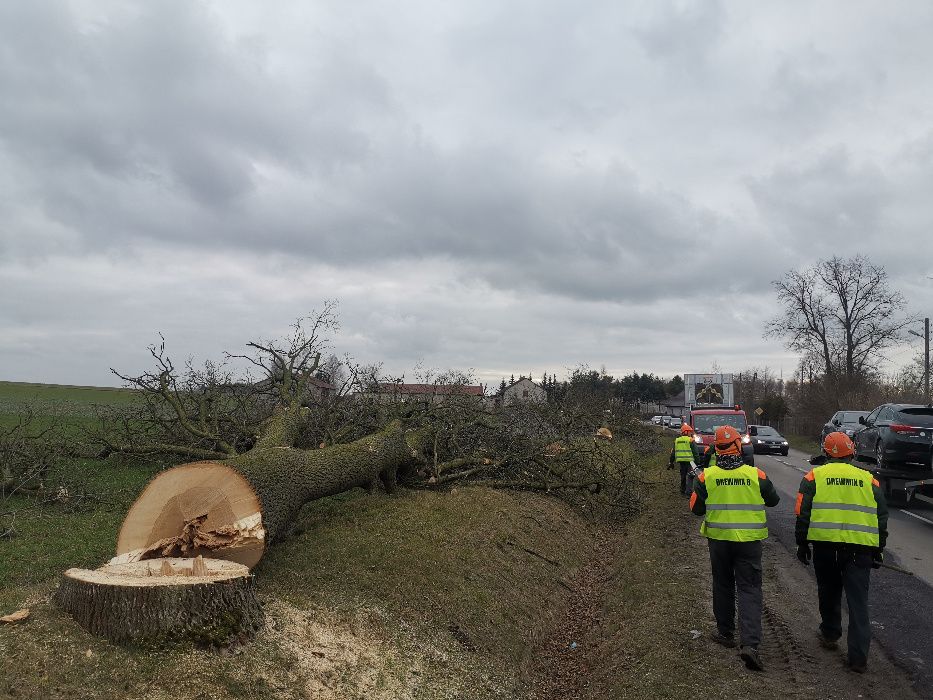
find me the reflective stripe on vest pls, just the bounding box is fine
[700,464,768,542]
[674,435,694,461]
[806,462,879,547]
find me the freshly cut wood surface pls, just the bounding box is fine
[0,608,30,624]
[71,557,249,586]
[115,461,265,568]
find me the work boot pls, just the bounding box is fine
[816,629,839,650]
[709,630,736,648]
[846,658,868,674]
[740,646,764,671]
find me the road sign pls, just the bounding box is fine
[755,407,764,416]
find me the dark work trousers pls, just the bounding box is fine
[707,539,763,648]
[677,461,691,494]
[812,543,873,666]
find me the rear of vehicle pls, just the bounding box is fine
[749,425,789,456]
[688,408,755,466]
[857,404,933,503]
[880,406,933,469]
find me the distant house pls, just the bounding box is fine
[364,382,485,404]
[660,390,687,418]
[501,377,546,406]
[306,377,335,403]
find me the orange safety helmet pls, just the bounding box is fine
[680,423,694,435]
[823,431,855,459]
[714,425,742,455]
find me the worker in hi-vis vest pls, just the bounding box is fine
[691,425,780,671]
[795,431,888,674]
[669,423,704,495]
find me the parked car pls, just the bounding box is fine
[820,410,870,443]
[853,404,933,476]
[650,415,663,425]
[748,424,789,456]
[661,415,675,428]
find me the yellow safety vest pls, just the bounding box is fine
[674,435,694,461]
[807,462,879,547]
[700,464,768,542]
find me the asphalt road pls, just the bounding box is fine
[756,447,933,696]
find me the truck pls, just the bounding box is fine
[683,374,755,466]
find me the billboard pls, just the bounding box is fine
[684,373,734,407]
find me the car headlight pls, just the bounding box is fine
[741,435,751,444]
[844,429,854,436]
[782,441,788,445]
[756,439,763,444]
[693,435,702,443]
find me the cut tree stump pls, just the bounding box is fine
[53,557,263,646]
[54,419,422,645]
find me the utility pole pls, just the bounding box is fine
[909,317,931,405]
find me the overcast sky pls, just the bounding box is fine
[3,1,933,389]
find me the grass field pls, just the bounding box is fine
[0,382,675,699]
[784,433,822,455]
[0,381,162,610]
[0,380,137,415]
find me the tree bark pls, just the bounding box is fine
[53,558,263,646]
[112,420,421,568]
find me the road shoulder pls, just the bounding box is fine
[575,465,921,700]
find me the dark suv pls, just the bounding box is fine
[853,404,933,475]
[821,410,869,443]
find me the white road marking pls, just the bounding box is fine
[916,494,933,507]
[899,509,933,527]
[774,458,807,474]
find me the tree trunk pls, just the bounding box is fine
[111,420,420,568]
[55,418,422,644]
[53,558,263,646]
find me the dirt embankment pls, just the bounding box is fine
[1,487,599,700]
[2,467,920,700]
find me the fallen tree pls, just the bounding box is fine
[56,309,651,645]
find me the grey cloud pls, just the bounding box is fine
[3,1,933,385]
[747,147,891,247]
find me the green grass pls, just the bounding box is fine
[0,382,160,609]
[0,381,137,411]
[0,380,139,437]
[0,457,164,610]
[784,433,822,455]
[1,486,597,700]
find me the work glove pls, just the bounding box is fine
[872,549,884,569]
[796,544,811,566]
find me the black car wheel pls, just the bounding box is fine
[781,449,789,456]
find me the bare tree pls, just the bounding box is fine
[767,256,913,379]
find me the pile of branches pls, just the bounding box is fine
[92,309,662,520]
[0,406,78,538]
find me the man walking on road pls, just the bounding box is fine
[669,423,703,495]
[794,432,888,673]
[690,425,781,671]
